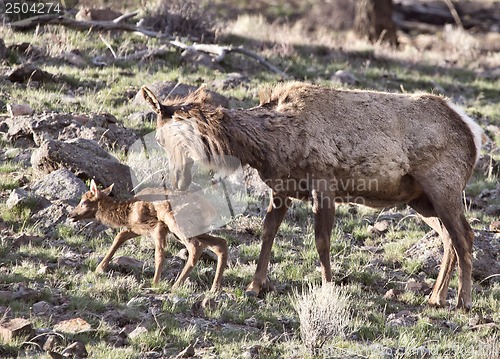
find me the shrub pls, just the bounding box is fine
[292,283,352,354]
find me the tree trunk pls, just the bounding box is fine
[354,0,399,46]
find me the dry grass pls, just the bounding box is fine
[292,283,353,354]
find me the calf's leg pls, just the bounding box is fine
[152,223,168,285]
[196,233,228,292]
[96,229,138,273]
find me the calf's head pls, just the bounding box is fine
[69,180,114,221]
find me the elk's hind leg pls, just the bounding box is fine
[409,195,456,307]
[410,186,474,310]
[96,229,139,273]
[312,190,335,284]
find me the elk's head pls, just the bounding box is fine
[141,86,207,191]
[69,179,114,221]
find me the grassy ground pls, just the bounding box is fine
[0,0,499,358]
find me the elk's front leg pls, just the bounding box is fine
[245,193,291,297]
[312,190,334,284]
[96,229,138,273]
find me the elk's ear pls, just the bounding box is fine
[142,86,162,113]
[141,86,174,116]
[101,183,114,196]
[90,179,99,196]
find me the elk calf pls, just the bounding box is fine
[68,180,228,292]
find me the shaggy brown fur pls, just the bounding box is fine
[142,82,483,310]
[69,180,227,292]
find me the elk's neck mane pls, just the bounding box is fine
[167,84,307,172]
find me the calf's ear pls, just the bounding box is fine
[90,179,99,196]
[101,183,114,196]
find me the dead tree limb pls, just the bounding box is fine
[169,40,289,79]
[8,14,167,38]
[443,0,463,28]
[8,15,288,78]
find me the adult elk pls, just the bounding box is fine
[142,82,483,310]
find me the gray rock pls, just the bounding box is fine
[32,168,87,205]
[32,301,52,315]
[111,256,145,272]
[127,326,147,339]
[386,310,417,327]
[6,188,30,208]
[61,341,88,358]
[211,73,248,90]
[6,112,137,151]
[134,81,229,108]
[31,138,134,199]
[30,200,72,234]
[7,63,54,83]
[331,70,358,85]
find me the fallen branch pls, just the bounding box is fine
[443,0,463,29]
[8,15,288,78]
[169,40,289,79]
[8,14,167,38]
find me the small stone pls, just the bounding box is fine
[490,221,500,232]
[372,220,391,234]
[7,63,54,83]
[387,310,417,327]
[4,148,21,158]
[32,301,51,315]
[128,326,148,339]
[60,51,86,67]
[6,188,30,209]
[12,234,44,249]
[7,104,34,117]
[61,341,88,358]
[12,285,41,301]
[331,69,358,85]
[485,205,500,216]
[32,168,87,205]
[405,280,423,293]
[443,320,459,331]
[53,318,91,334]
[111,256,145,272]
[42,334,63,351]
[244,316,259,327]
[383,288,401,300]
[0,291,13,301]
[0,318,34,341]
[241,345,261,359]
